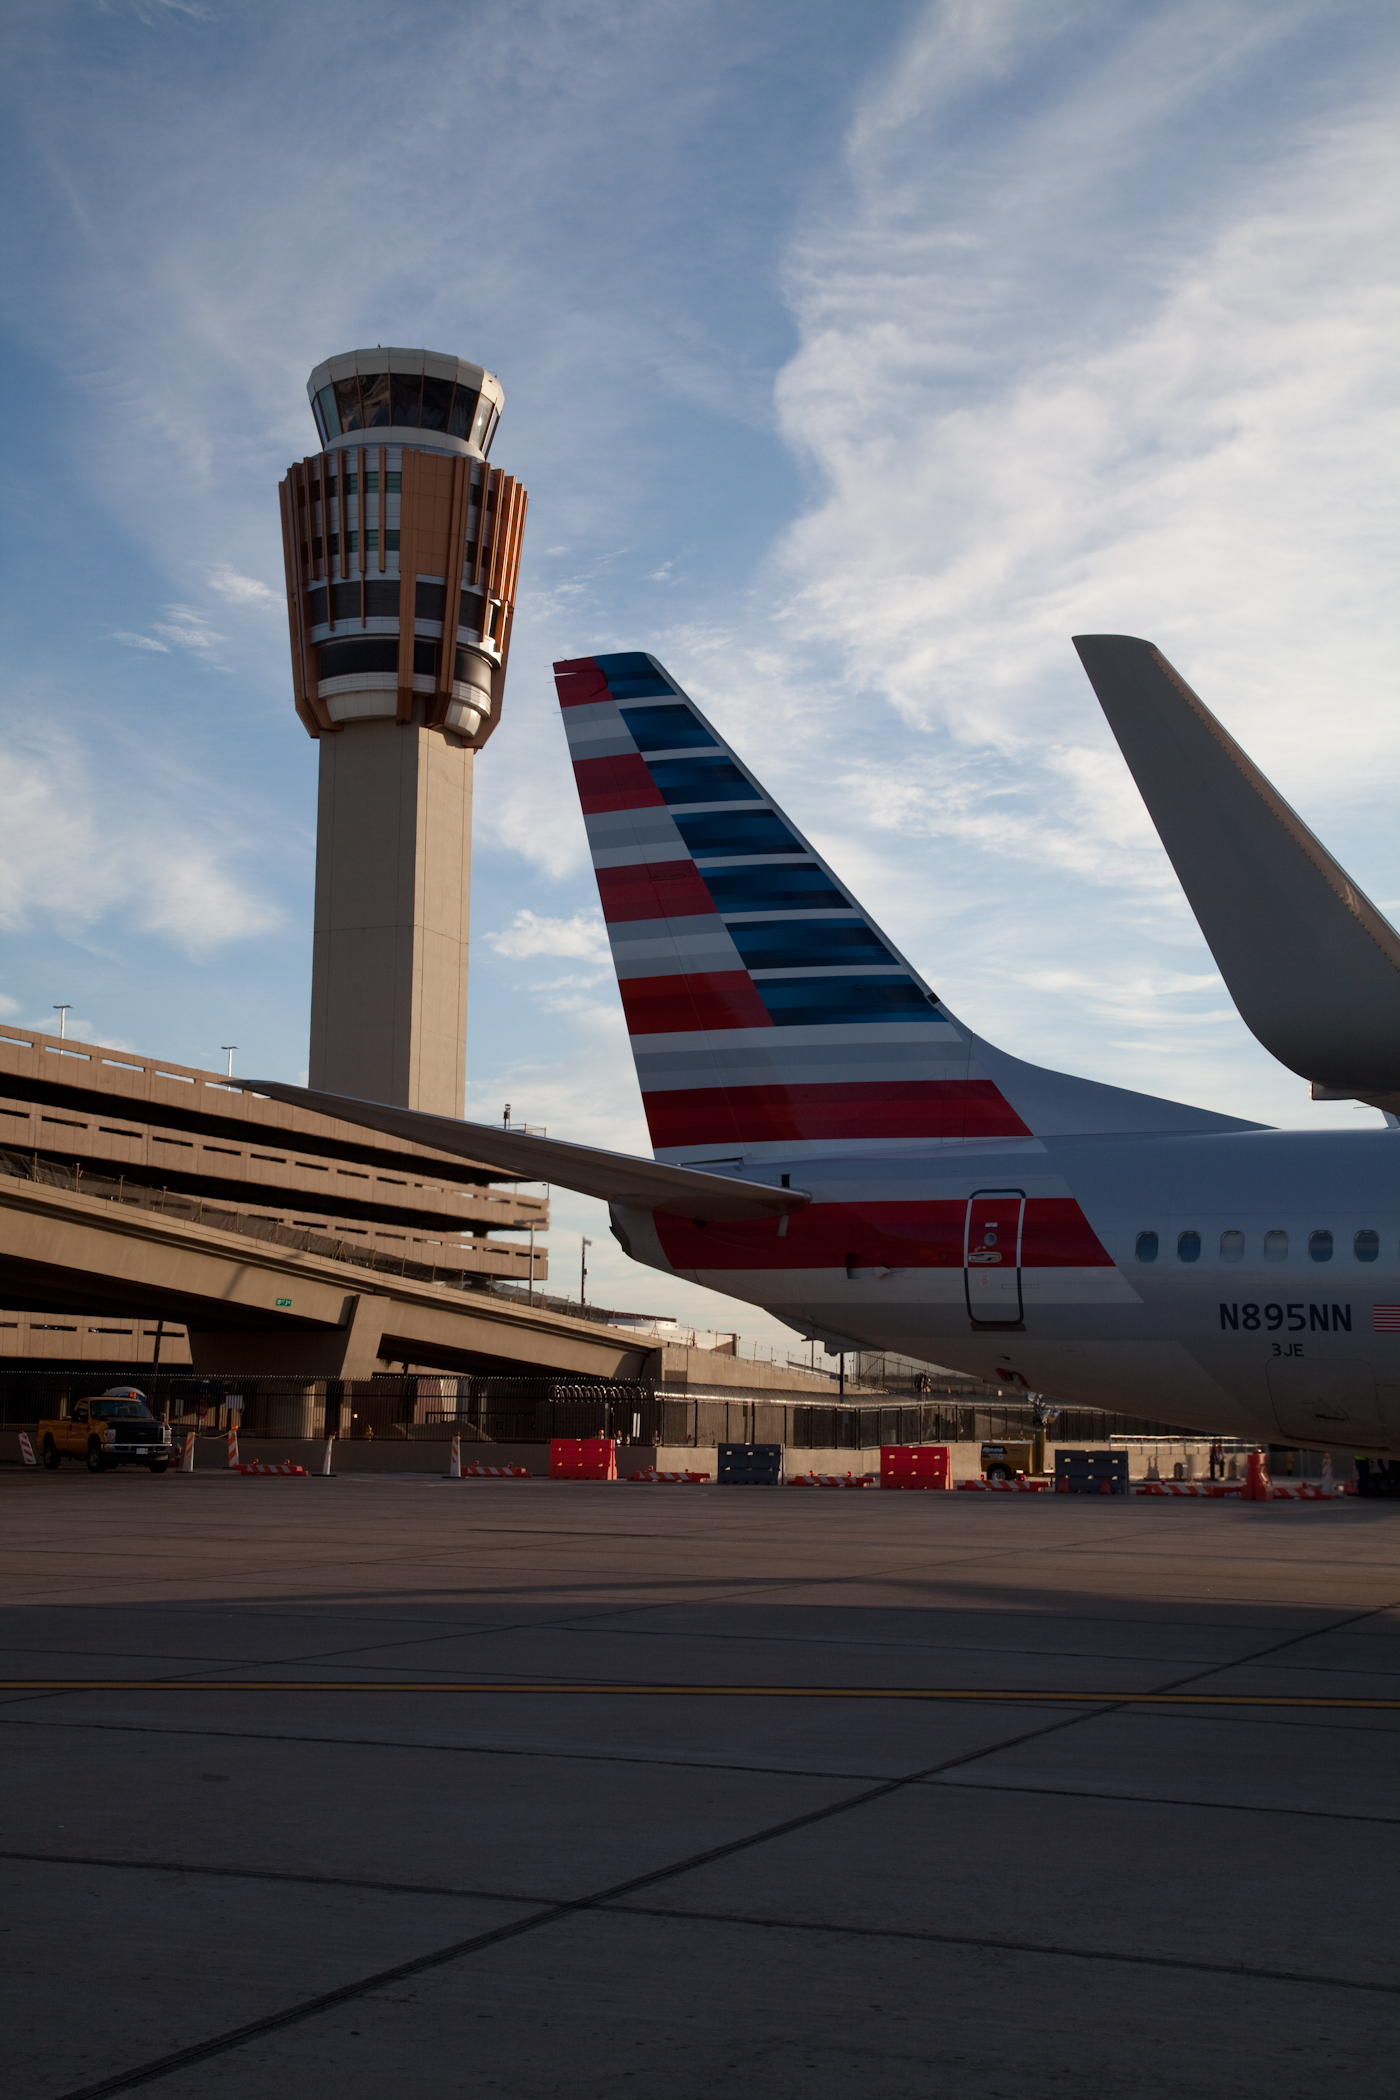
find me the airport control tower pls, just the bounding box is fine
[278,349,528,1117]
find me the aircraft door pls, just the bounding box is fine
[964,1190,1026,1327]
[1267,1358,1382,1447]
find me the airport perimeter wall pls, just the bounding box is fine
[0,1429,1243,1481]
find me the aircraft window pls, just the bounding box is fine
[1264,1230,1288,1261]
[1177,1231,1201,1263]
[1220,1230,1245,1262]
[1135,1231,1158,1263]
[1309,1229,1333,1262]
[1355,1229,1379,1262]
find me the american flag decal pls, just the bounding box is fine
[1373,1306,1400,1332]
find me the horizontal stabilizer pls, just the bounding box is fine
[1074,636,1400,1100]
[242,1082,810,1223]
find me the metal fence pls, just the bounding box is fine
[0,1367,1201,1449]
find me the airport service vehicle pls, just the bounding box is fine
[40,1387,172,1474]
[981,1442,1036,1483]
[254,637,1400,1481]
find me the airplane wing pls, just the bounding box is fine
[1073,635,1400,1106]
[241,1081,810,1224]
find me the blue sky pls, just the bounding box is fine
[1,0,1397,1349]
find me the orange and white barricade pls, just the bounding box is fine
[462,1462,532,1478]
[449,1435,461,1479]
[227,1426,239,1468]
[18,1431,36,1466]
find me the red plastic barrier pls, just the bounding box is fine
[549,1437,618,1482]
[880,1444,951,1490]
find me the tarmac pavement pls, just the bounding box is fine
[2,1468,1398,2097]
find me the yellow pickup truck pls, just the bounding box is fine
[40,1388,172,1474]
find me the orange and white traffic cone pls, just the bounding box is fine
[450,1435,461,1479]
[179,1431,195,1473]
[18,1431,36,1466]
[227,1425,239,1468]
[1242,1447,1271,1502]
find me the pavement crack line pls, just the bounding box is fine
[48,1699,1113,2100]
[32,1593,1400,2096]
[600,1899,1400,1997]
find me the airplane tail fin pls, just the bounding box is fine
[554,653,1254,1155]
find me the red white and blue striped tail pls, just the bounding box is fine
[553,651,1033,1162]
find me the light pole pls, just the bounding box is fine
[221,1046,238,1078]
[580,1235,592,1307]
[53,1004,72,1041]
[503,1102,511,1130]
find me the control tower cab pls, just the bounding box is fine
[278,348,529,1118]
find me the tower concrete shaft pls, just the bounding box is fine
[278,348,528,1117]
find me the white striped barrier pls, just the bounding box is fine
[18,1431,36,1467]
[449,1435,461,1479]
[462,1462,532,1478]
[787,1472,875,1488]
[176,1432,195,1473]
[227,1426,239,1468]
[232,1461,308,1477]
[625,1467,711,1483]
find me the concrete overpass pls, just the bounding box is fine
[0,1175,649,1381]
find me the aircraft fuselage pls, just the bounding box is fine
[625,1126,1400,1452]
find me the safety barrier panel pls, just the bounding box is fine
[957,1476,1048,1492]
[788,1471,876,1488]
[18,1430,35,1466]
[1135,1481,1241,1497]
[549,1437,617,1481]
[227,1426,239,1468]
[232,1461,308,1476]
[717,1442,783,1485]
[462,1462,532,1477]
[626,1467,710,1483]
[1055,1450,1129,1495]
[880,1445,951,1490]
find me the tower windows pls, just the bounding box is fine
[314,373,493,447]
[360,372,390,426]
[390,373,422,426]
[318,637,398,679]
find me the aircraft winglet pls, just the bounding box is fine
[1074,635,1400,1103]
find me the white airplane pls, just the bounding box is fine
[257,638,1400,1483]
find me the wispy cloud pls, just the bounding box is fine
[0,730,281,956]
[207,564,278,606]
[110,630,169,653]
[485,908,609,963]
